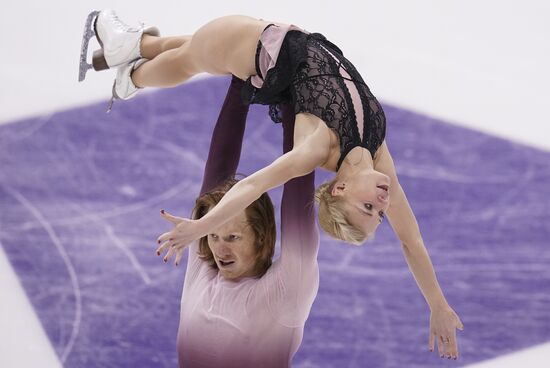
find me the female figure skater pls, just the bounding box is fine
[79,10,389,244]
[80,9,463,360]
[169,76,319,367]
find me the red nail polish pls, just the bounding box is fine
[163,258,167,263]
[161,209,165,214]
[156,251,160,256]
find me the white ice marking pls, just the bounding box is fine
[4,186,82,364]
[105,224,152,284]
[337,250,358,268]
[9,181,195,232]
[119,185,137,197]
[159,141,206,169]
[64,201,152,285]
[321,261,550,276]
[463,342,550,367]
[320,262,409,277]
[0,241,62,368]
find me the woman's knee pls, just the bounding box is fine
[173,43,201,75]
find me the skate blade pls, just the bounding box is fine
[107,80,118,113]
[78,10,100,82]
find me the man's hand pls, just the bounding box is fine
[428,304,464,360]
[155,210,203,266]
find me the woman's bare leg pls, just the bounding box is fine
[132,41,199,88]
[140,35,191,59]
[131,15,269,89]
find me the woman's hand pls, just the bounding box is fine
[428,304,464,360]
[155,210,203,266]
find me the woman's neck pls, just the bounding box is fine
[337,146,373,178]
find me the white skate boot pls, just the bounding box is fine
[78,9,159,81]
[106,58,148,113]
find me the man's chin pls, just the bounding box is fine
[219,269,237,280]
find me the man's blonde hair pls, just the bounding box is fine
[314,178,367,245]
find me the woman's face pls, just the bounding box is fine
[333,169,391,236]
[207,210,258,281]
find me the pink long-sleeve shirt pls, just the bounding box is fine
[176,77,319,368]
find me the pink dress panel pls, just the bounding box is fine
[250,23,307,89]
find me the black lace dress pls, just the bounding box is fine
[241,30,386,171]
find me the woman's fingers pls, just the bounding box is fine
[436,334,444,358]
[156,237,175,256]
[160,209,183,225]
[429,309,463,359]
[439,333,457,359]
[175,247,185,266]
[156,239,186,265]
[155,213,193,264]
[449,333,459,359]
[442,335,452,359]
[457,316,465,331]
[163,244,177,263]
[156,231,173,245]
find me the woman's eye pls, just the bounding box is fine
[210,234,218,239]
[364,203,373,211]
[230,235,240,241]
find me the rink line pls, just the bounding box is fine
[0,244,61,368]
[464,342,550,368]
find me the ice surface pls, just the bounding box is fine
[1,77,549,367]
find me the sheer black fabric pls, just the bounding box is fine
[241,31,386,170]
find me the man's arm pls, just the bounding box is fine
[200,76,249,195]
[178,76,249,272]
[279,104,319,263]
[250,104,320,327]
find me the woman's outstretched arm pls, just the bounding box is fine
[157,113,328,252]
[375,142,464,360]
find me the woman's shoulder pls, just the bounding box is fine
[373,140,398,181]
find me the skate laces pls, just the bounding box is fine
[107,12,139,32]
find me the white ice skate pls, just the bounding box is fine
[106,58,148,113]
[78,9,159,82]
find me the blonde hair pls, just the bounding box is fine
[314,178,367,245]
